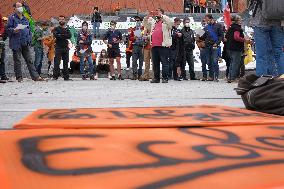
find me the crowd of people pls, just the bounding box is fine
[0,1,283,84]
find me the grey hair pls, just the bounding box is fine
[231,15,242,24]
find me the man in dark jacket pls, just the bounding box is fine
[226,15,251,83]
[91,7,102,38]
[169,17,182,80]
[0,14,9,83]
[180,17,196,80]
[131,16,144,80]
[53,15,72,81]
[201,14,223,81]
[7,2,43,82]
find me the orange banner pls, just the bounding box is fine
[1,126,284,189]
[14,105,284,129]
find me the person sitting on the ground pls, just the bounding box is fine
[96,49,110,79]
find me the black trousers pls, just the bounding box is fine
[53,48,69,79]
[126,51,132,68]
[151,47,170,80]
[181,49,195,79]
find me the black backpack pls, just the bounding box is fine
[249,0,284,20]
[235,74,284,116]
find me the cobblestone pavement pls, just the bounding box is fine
[0,78,242,128]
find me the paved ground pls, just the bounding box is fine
[0,78,242,128]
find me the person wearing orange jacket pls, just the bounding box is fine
[42,25,56,77]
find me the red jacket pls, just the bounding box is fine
[0,14,4,37]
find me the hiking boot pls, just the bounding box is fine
[118,75,124,80]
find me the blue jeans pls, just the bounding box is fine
[80,55,94,76]
[92,22,100,37]
[228,50,242,80]
[254,26,284,76]
[34,47,44,75]
[205,46,219,78]
[200,48,208,78]
[151,47,170,80]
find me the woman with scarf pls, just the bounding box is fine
[77,21,95,80]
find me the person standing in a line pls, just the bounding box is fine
[91,7,102,38]
[103,20,124,80]
[53,15,72,81]
[143,8,174,83]
[7,2,44,82]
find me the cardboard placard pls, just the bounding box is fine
[14,105,284,129]
[1,126,284,189]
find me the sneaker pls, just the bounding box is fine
[207,77,214,81]
[34,77,45,81]
[90,75,95,80]
[1,76,9,81]
[95,75,98,80]
[214,77,219,82]
[82,75,87,80]
[118,75,124,80]
[64,78,73,81]
[201,77,207,81]
[162,79,168,83]
[190,78,198,80]
[110,76,116,80]
[182,77,188,81]
[0,80,7,83]
[150,79,160,83]
[126,68,130,71]
[17,77,24,82]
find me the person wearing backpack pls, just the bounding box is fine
[248,0,284,76]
